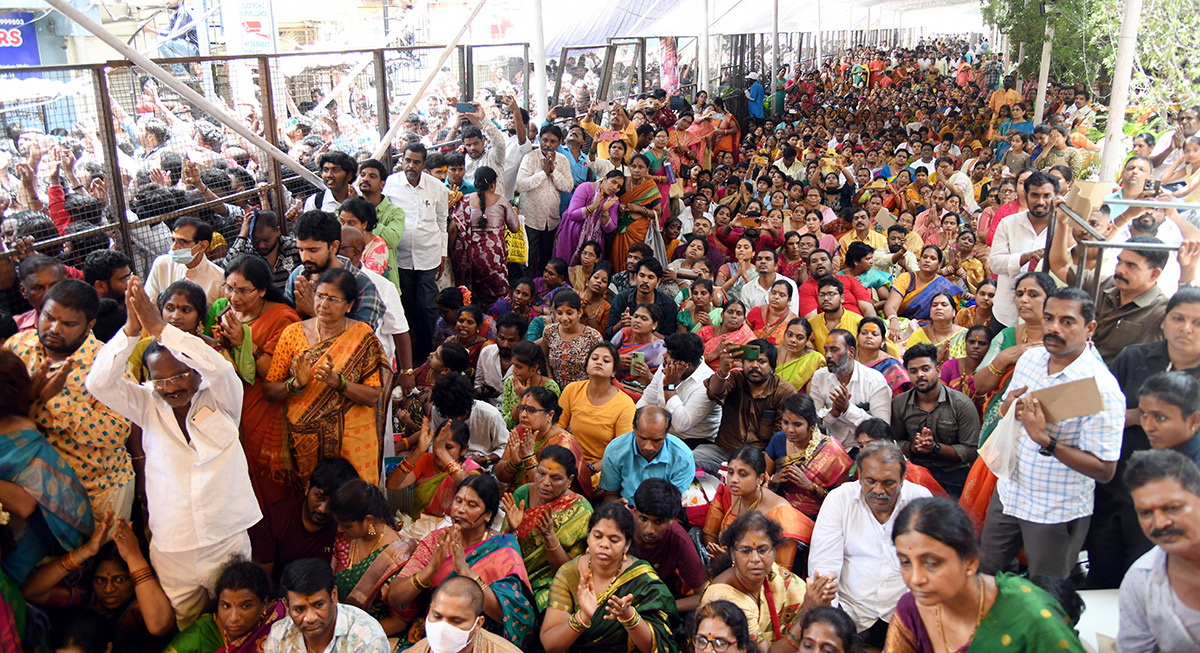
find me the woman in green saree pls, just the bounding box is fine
[389,474,537,650]
[500,444,593,611]
[886,498,1083,652]
[330,479,416,637]
[163,558,286,653]
[541,502,681,653]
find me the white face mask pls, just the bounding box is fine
[425,617,478,653]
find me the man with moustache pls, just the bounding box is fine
[1105,159,1200,295]
[873,224,919,279]
[699,339,796,474]
[516,124,573,273]
[809,329,891,448]
[250,457,359,585]
[809,441,932,646]
[266,558,389,652]
[283,210,384,327]
[474,312,525,406]
[353,159,406,291]
[604,257,678,340]
[225,209,301,292]
[980,287,1125,579]
[87,277,261,627]
[797,248,876,318]
[1119,450,1200,650]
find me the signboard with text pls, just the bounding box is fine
[0,12,41,66]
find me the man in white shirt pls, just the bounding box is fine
[773,145,804,179]
[810,441,932,645]
[475,313,524,406]
[988,172,1057,329]
[460,104,508,190]
[738,249,800,315]
[810,329,892,447]
[637,332,722,443]
[501,98,533,202]
[303,151,357,213]
[87,278,261,628]
[430,372,508,467]
[143,216,225,306]
[516,124,573,274]
[383,143,449,363]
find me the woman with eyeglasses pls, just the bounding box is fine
[495,386,589,494]
[210,255,300,508]
[699,512,836,650]
[540,502,680,653]
[500,445,593,611]
[691,599,752,653]
[264,268,385,485]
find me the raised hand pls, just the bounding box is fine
[293,351,314,388]
[577,560,598,621]
[450,526,471,576]
[501,493,526,531]
[416,417,435,453]
[111,516,146,566]
[78,510,115,558]
[315,357,339,388]
[603,593,636,622]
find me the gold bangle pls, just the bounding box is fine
[987,363,1003,376]
[545,538,561,551]
[411,574,431,591]
[619,612,642,629]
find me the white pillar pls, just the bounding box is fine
[1033,22,1053,123]
[528,0,549,122]
[815,0,823,69]
[700,0,710,93]
[772,0,779,116]
[1098,0,1143,181]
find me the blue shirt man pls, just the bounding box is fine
[599,406,696,506]
[746,73,765,120]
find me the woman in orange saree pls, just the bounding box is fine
[711,97,741,163]
[264,269,385,485]
[609,154,662,269]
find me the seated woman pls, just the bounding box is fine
[395,342,469,437]
[612,303,666,396]
[556,342,636,488]
[856,317,912,397]
[389,475,537,650]
[699,300,755,365]
[540,502,681,653]
[774,318,824,392]
[883,245,962,338]
[501,341,561,430]
[700,512,836,650]
[21,513,175,650]
[534,258,571,313]
[662,237,711,299]
[495,387,589,495]
[489,278,536,324]
[905,292,966,360]
[941,229,989,293]
[569,241,604,293]
[772,605,861,653]
[264,268,385,485]
[851,418,948,498]
[885,498,1083,652]
[330,480,415,636]
[0,351,92,585]
[579,263,613,334]
[536,290,603,389]
[940,325,993,418]
[162,557,285,653]
[955,278,996,328]
[692,600,753,653]
[678,279,723,333]
[746,280,798,345]
[501,445,593,611]
[388,419,479,521]
[764,394,853,520]
[703,446,814,569]
[442,305,495,379]
[716,237,759,299]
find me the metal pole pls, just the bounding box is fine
[1033,21,1053,123]
[1098,0,1143,182]
[700,0,710,92]
[258,56,288,228]
[43,0,327,190]
[528,0,549,121]
[815,0,823,69]
[374,49,391,169]
[91,67,136,272]
[772,0,779,117]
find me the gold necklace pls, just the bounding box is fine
[935,575,985,653]
[791,430,822,464]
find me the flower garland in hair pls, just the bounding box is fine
[0,501,9,526]
[458,286,472,305]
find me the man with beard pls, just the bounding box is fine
[891,343,980,498]
[627,478,709,612]
[474,312,524,406]
[516,124,573,273]
[86,276,261,627]
[809,441,932,646]
[249,457,359,585]
[225,208,301,293]
[699,339,796,474]
[980,287,1125,579]
[354,159,406,292]
[303,151,358,213]
[383,142,448,363]
[82,250,132,303]
[604,257,678,339]
[873,224,918,279]
[459,102,508,188]
[797,248,876,318]
[809,329,891,448]
[283,210,384,327]
[1118,450,1200,650]
[808,276,862,354]
[4,279,132,519]
[988,171,1057,331]
[266,558,388,652]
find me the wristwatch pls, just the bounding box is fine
[932,442,942,455]
[1038,436,1058,457]
[664,383,677,392]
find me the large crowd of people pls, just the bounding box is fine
[1,32,1199,653]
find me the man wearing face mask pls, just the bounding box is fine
[409,576,521,653]
[144,216,224,306]
[86,276,261,627]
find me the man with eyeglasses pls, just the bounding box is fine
[144,216,225,305]
[86,275,260,629]
[808,276,862,355]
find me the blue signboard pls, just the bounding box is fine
[0,12,40,66]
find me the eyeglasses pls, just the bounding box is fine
[817,291,841,299]
[222,284,259,297]
[734,545,774,558]
[93,574,131,589]
[314,292,347,305]
[517,405,549,414]
[171,237,196,248]
[146,370,194,391]
[692,635,735,652]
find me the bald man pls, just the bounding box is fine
[598,405,696,506]
[408,576,522,653]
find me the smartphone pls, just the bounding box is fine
[604,100,615,112]
[1146,179,1162,195]
[631,352,645,368]
[733,344,760,360]
[456,102,475,113]
[557,106,577,118]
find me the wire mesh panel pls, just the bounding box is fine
[380,45,464,158]
[603,40,642,104]
[550,46,606,112]
[465,44,529,107]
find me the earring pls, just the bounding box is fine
[368,523,376,536]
